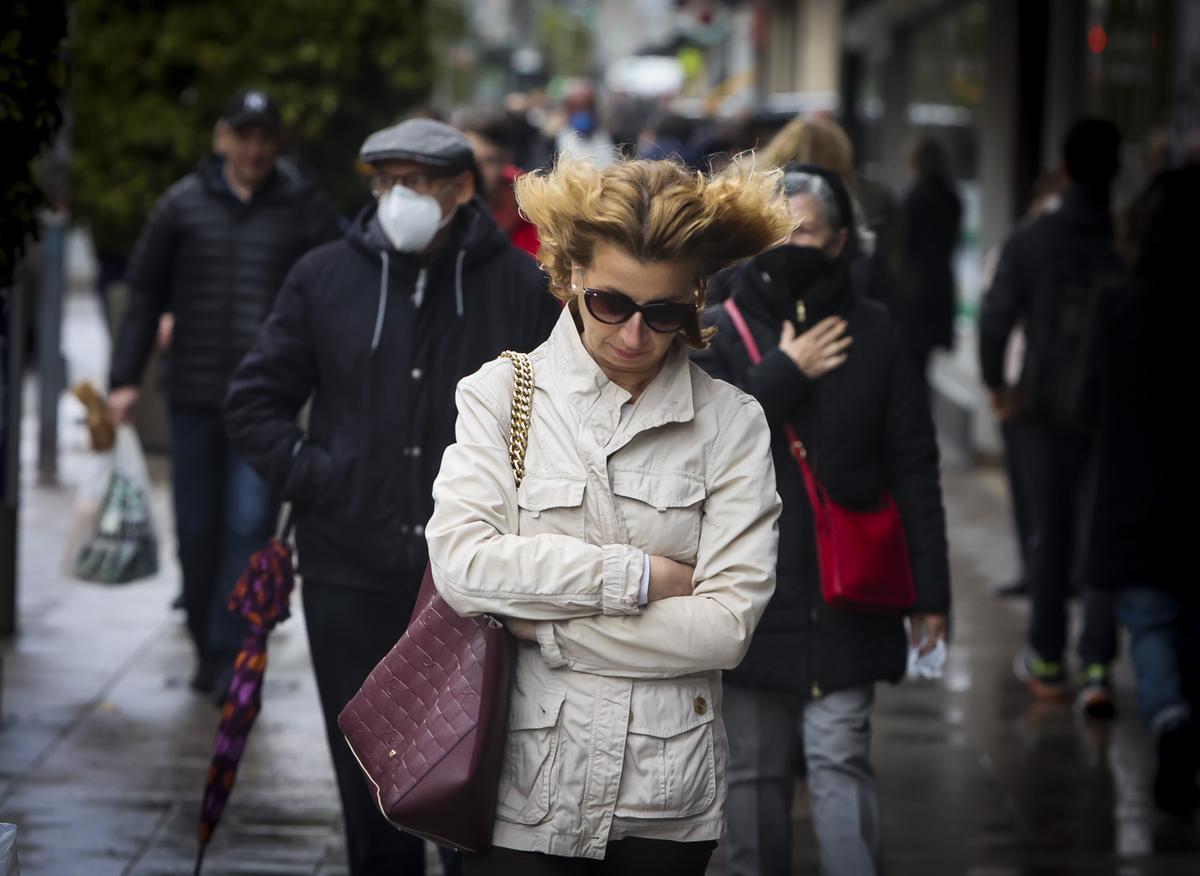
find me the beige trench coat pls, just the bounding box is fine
[426,308,781,859]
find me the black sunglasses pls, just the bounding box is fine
[582,288,696,334]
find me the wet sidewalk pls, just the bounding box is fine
[1,295,1197,875]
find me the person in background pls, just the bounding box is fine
[552,78,616,167]
[899,137,962,381]
[1083,165,1198,814]
[978,118,1125,716]
[107,88,341,696]
[427,154,791,875]
[979,170,1065,600]
[224,118,558,876]
[693,165,950,876]
[453,106,539,255]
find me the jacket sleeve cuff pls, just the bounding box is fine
[601,544,644,616]
[534,622,567,669]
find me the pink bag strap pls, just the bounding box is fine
[722,298,825,523]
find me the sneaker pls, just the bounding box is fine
[1075,663,1116,719]
[1154,720,1200,817]
[1014,650,1069,701]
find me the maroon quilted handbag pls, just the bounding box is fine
[337,351,533,851]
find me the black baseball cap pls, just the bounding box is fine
[223,89,283,133]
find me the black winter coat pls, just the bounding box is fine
[693,261,950,697]
[978,184,1126,425]
[224,199,558,592]
[111,156,342,408]
[899,177,962,354]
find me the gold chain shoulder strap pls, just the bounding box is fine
[498,351,533,487]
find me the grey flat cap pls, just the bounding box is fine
[359,118,476,170]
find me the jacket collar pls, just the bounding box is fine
[542,307,695,445]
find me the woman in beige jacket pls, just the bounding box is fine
[426,155,793,874]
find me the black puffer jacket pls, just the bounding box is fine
[111,156,342,408]
[224,198,559,592]
[693,259,950,698]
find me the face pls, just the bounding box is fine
[222,122,281,189]
[464,132,508,203]
[573,241,699,388]
[371,158,474,216]
[786,192,847,256]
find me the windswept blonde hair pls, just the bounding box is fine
[515,155,794,349]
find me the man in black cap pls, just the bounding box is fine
[224,117,558,876]
[109,88,341,696]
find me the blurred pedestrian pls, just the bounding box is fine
[107,88,341,696]
[979,170,1066,599]
[693,165,951,876]
[552,78,616,166]
[1083,165,1199,814]
[979,118,1126,714]
[899,137,962,380]
[427,155,791,875]
[452,106,539,255]
[636,110,692,161]
[223,118,558,876]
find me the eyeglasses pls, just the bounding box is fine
[370,169,458,196]
[582,288,696,334]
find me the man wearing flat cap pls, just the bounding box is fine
[109,88,341,698]
[225,117,557,875]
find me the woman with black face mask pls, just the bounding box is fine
[692,165,951,876]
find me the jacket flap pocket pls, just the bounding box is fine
[508,688,566,731]
[627,680,715,737]
[610,470,705,511]
[517,477,585,512]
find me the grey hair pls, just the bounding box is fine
[780,171,845,232]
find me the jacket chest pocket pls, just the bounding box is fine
[610,470,705,563]
[496,685,567,826]
[516,476,586,540]
[615,679,717,820]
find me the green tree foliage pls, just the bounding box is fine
[0,1,67,289]
[72,0,432,257]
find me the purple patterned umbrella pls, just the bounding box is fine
[193,535,295,875]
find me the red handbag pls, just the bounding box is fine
[723,299,916,612]
[336,351,533,851]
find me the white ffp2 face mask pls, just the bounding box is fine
[376,185,455,252]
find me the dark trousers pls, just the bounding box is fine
[1000,415,1036,580]
[302,578,460,876]
[169,406,275,661]
[1023,422,1117,665]
[464,838,717,875]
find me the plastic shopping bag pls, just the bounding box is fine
[72,425,159,584]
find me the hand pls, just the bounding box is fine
[779,317,852,379]
[156,313,175,352]
[908,613,947,657]
[504,618,537,641]
[989,387,1021,421]
[647,556,695,602]
[107,386,141,425]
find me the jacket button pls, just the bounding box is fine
[413,524,424,536]
[811,683,822,699]
[399,524,411,535]
[406,446,422,458]
[411,367,423,380]
[693,696,707,715]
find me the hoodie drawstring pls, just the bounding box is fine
[454,248,466,319]
[371,251,389,353]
